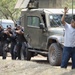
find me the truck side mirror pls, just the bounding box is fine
[39,23,45,29]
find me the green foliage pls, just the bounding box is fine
[0,0,75,23]
[0,0,21,22]
[62,0,75,8]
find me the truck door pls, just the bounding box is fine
[24,11,47,49]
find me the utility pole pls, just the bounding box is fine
[72,0,73,19]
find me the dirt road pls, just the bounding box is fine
[0,56,75,75]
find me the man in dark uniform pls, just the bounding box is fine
[14,25,27,60]
[9,26,16,60]
[2,25,16,59]
[0,25,4,56]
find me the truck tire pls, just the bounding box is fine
[25,43,32,61]
[48,43,62,66]
[20,43,31,60]
[25,49,32,60]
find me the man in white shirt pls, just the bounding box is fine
[61,7,75,69]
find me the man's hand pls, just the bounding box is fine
[61,7,68,25]
[64,7,68,14]
[4,31,9,34]
[16,30,23,34]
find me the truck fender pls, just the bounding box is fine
[47,35,63,49]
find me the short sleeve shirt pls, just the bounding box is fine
[64,23,75,47]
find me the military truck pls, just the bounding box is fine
[21,8,75,66]
[18,1,75,66]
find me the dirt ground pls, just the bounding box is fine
[0,55,75,75]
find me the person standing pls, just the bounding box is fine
[14,25,27,60]
[61,7,75,69]
[0,25,4,56]
[2,26,12,59]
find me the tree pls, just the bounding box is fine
[0,0,21,23]
[62,0,75,8]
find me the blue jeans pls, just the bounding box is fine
[61,46,75,69]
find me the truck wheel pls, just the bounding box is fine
[25,43,32,61]
[20,43,31,60]
[25,49,32,60]
[48,43,62,66]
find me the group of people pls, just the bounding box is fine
[0,24,27,60]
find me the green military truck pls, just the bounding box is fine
[19,2,75,66]
[21,8,63,66]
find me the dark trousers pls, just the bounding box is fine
[61,46,75,69]
[14,42,22,60]
[22,42,27,58]
[2,42,9,59]
[10,42,16,59]
[0,41,4,56]
[14,42,27,60]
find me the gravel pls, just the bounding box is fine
[0,56,75,75]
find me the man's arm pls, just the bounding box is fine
[61,7,68,26]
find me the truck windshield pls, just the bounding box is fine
[49,14,73,27]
